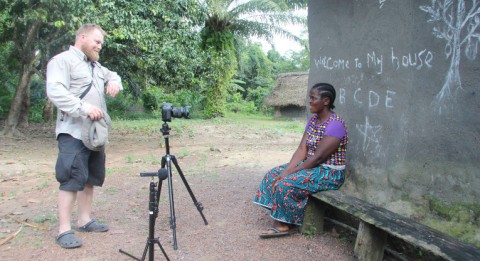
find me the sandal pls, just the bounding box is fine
[259,227,290,239]
[56,230,82,249]
[76,219,109,232]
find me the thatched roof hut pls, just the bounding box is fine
[264,72,309,119]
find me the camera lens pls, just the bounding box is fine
[172,107,189,118]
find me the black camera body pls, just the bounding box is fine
[161,103,191,122]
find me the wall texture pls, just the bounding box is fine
[308,0,480,208]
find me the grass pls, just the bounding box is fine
[302,223,318,239]
[31,214,57,224]
[126,154,136,163]
[35,180,49,190]
[111,114,304,181]
[113,114,305,136]
[104,187,118,194]
[108,166,134,177]
[176,150,191,159]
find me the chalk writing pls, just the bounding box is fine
[391,48,433,70]
[367,51,383,74]
[315,56,350,70]
[379,0,390,9]
[356,116,383,153]
[420,0,480,114]
[314,47,434,74]
[385,90,395,108]
[339,87,396,109]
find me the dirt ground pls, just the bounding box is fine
[0,120,357,261]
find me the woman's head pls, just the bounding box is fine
[310,83,336,110]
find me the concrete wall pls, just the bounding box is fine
[308,0,480,208]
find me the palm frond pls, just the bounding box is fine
[230,0,283,17]
[232,20,303,43]
[203,0,307,45]
[272,0,308,9]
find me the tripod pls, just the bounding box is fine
[119,170,170,261]
[160,121,208,250]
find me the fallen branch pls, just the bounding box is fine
[0,177,19,183]
[7,215,49,230]
[0,226,23,246]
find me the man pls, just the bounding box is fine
[46,24,122,249]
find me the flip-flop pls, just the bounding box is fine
[56,230,82,249]
[259,227,290,239]
[76,219,109,232]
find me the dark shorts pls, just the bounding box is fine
[55,134,106,191]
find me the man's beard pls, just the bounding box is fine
[82,45,100,62]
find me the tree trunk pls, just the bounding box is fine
[43,99,54,123]
[1,64,34,136]
[19,78,31,128]
[1,20,40,136]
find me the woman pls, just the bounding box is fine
[253,83,348,238]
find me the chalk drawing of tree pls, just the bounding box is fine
[420,0,480,114]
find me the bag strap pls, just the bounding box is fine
[79,82,93,100]
[79,62,95,100]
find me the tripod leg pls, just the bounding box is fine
[119,177,171,261]
[171,156,208,225]
[164,155,178,250]
[140,241,150,261]
[119,248,142,261]
[156,241,170,261]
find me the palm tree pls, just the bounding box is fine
[199,0,307,118]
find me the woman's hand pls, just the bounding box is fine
[272,173,288,193]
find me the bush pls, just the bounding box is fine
[106,92,147,120]
[226,93,257,114]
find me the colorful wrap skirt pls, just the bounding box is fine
[253,163,345,225]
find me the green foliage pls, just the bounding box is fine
[226,93,256,114]
[268,46,310,74]
[93,0,206,97]
[200,0,306,118]
[237,42,275,93]
[28,76,46,123]
[0,0,309,125]
[0,42,17,119]
[302,223,318,238]
[142,86,168,112]
[202,39,237,118]
[428,198,480,225]
[246,86,271,111]
[106,92,145,120]
[424,197,480,247]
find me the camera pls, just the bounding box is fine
[161,103,191,122]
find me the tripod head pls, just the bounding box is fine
[160,122,172,155]
[161,122,170,137]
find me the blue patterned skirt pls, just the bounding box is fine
[253,163,345,225]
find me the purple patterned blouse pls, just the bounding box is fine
[305,113,348,166]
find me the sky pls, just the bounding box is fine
[251,9,308,56]
[255,27,306,55]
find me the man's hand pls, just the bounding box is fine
[87,105,104,121]
[105,82,120,97]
